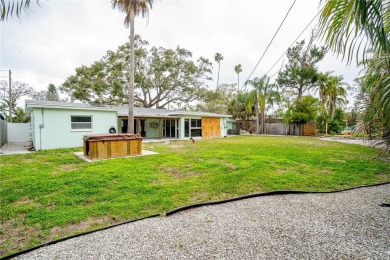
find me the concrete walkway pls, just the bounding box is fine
[0,142,33,155]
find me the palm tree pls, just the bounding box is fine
[244,75,280,134]
[314,72,347,134]
[214,53,223,88]
[319,0,390,64]
[234,64,242,91]
[315,72,332,135]
[1,0,39,21]
[112,0,154,134]
[319,0,390,151]
[327,75,347,119]
[315,72,331,111]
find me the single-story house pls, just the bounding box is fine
[25,100,232,150]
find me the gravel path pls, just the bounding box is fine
[320,136,385,148]
[16,184,390,260]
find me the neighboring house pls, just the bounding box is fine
[26,100,232,150]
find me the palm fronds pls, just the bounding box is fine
[111,0,154,27]
[319,0,390,153]
[0,0,38,21]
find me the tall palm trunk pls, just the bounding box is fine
[255,92,260,133]
[330,99,336,119]
[127,14,135,134]
[217,62,221,88]
[237,74,240,92]
[259,108,265,134]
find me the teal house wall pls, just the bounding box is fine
[30,107,117,150]
[26,101,232,150]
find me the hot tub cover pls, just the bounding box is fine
[84,134,142,141]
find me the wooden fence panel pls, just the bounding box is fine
[302,122,316,136]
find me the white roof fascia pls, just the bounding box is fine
[25,103,118,112]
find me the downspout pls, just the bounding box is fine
[39,108,44,150]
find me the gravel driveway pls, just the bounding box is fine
[16,184,390,259]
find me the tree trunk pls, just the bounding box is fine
[297,85,303,101]
[237,73,240,92]
[127,15,135,134]
[325,121,328,135]
[255,94,260,134]
[259,108,265,134]
[217,62,220,88]
[330,100,336,119]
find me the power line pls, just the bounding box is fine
[270,58,285,79]
[266,5,325,79]
[243,0,297,88]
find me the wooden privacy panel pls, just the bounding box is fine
[111,141,127,158]
[302,122,316,136]
[96,141,110,159]
[202,117,221,139]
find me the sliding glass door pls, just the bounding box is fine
[163,119,178,138]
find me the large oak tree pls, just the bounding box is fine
[61,36,212,109]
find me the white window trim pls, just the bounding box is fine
[70,115,93,132]
[185,118,202,138]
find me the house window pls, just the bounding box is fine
[71,116,92,130]
[185,119,201,138]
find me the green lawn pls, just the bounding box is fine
[0,136,389,257]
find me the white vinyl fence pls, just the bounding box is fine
[0,117,7,147]
[7,123,31,142]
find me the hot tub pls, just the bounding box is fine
[83,134,142,160]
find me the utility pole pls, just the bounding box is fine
[8,70,12,123]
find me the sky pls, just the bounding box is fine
[0,0,361,107]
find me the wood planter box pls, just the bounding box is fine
[84,134,142,160]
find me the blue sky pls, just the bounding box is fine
[0,0,360,106]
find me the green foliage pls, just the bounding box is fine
[12,107,28,123]
[111,0,155,27]
[31,84,60,101]
[289,95,319,124]
[0,0,38,21]
[1,136,389,257]
[276,40,327,101]
[196,83,236,114]
[328,108,345,133]
[245,75,280,134]
[315,112,330,133]
[214,53,223,63]
[319,0,390,64]
[228,91,254,121]
[60,35,212,108]
[234,64,242,90]
[345,108,357,127]
[319,0,390,152]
